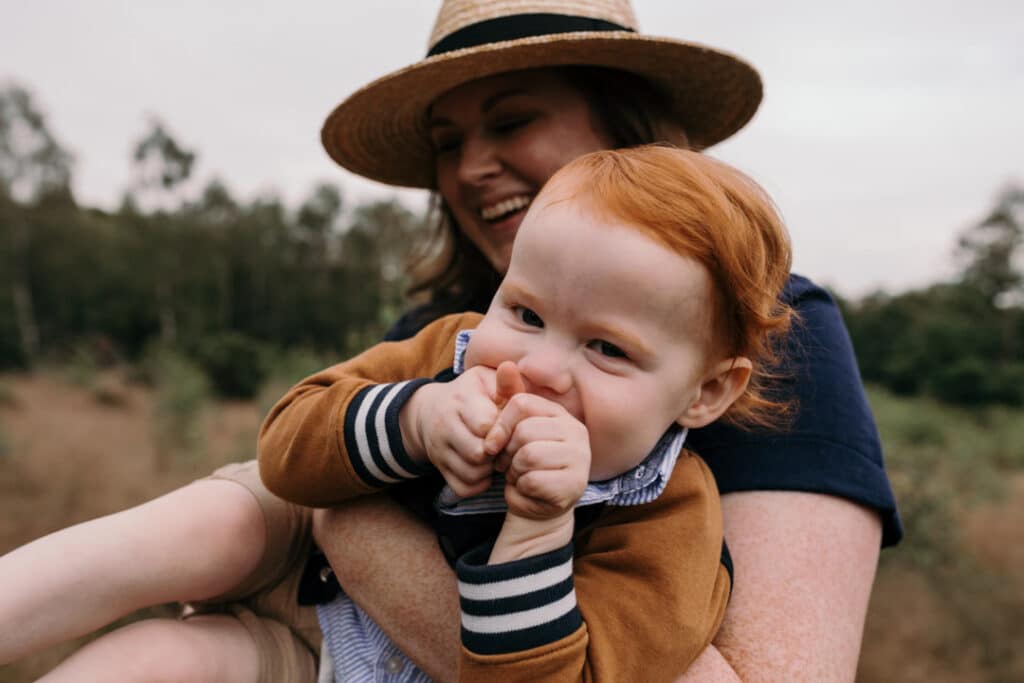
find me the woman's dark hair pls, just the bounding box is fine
[405,66,688,318]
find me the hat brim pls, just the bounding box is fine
[322,32,762,189]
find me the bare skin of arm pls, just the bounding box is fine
[0,480,275,681]
[315,490,882,683]
[680,491,882,682]
[313,495,461,683]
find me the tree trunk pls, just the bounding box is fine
[156,279,177,345]
[10,215,39,361]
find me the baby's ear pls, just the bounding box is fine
[676,357,752,429]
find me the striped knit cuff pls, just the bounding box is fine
[456,542,581,655]
[342,379,433,487]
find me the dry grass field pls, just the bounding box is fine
[1,370,1021,681]
[0,370,261,682]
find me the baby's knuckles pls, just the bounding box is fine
[517,471,583,514]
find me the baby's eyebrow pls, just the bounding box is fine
[498,279,538,306]
[590,323,653,358]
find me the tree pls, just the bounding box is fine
[0,84,75,363]
[957,184,1024,368]
[131,118,195,200]
[0,84,73,203]
[130,119,197,345]
[339,199,421,351]
[958,184,1024,308]
[844,185,1024,406]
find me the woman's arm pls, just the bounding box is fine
[679,490,882,683]
[313,496,461,683]
[317,488,882,683]
[318,456,730,683]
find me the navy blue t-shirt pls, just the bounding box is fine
[386,274,903,547]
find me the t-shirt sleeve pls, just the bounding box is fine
[686,274,903,547]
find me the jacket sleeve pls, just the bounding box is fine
[258,312,481,506]
[455,453,731,682]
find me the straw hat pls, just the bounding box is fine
[322,0,762,189]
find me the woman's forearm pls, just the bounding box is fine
[677,644,742,682]
[312,495,460,683]
[314,490,883,683]
[700,490,882,683]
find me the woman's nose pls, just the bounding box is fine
[517,346,573,396]
[457,133,501,185]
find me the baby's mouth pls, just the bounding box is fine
[480,195,532,222]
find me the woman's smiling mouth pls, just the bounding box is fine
[480,195,532,222]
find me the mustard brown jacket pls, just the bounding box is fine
[259,313,731,682]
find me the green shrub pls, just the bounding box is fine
[0,379,17,408]
[871,387,993,565]
[193,332,269,399]
[65,345,98,389]
[257,348,330,418]
[0,422,9,459]
[149,347,210,468]
[988,362,1024,406]
[90,374,129,407]
[868,383,1024,683]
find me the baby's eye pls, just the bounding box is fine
[514,306,544,328]
[588,340,628,359]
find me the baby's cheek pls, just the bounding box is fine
[462,334,488,369]
[464,324,510,370]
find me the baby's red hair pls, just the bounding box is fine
[546,145,794,429]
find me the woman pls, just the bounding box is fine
[1,1,898,681]
[309,1,900,681]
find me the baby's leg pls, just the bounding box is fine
[0,474,266,663]
[36,614,263,683]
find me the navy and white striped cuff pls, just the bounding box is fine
[342,379,433,487]
[457,542,582,655]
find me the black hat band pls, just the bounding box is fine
[428,13,634,57]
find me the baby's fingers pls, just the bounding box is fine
[437,447,494,498]
[502,415,586,460]
[457,393,500,440]
[494,450,513,475]
[504,468,585,519]
[484,393,564,455]
[494,361,526,407]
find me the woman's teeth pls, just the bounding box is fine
[480,196,531,221]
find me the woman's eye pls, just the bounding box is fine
[431,135,461,154]
[589,340,628,359]
[491,116,530,135]
[514,306,544,328]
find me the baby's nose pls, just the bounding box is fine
[517,347,573,396]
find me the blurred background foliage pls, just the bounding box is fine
[1,83,1023,681]
[0,84,419,390]
[2,83,1022,408]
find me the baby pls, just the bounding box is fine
[259,145,794,681]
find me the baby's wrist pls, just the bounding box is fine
[489,511,574,564]
[398,384,431,464]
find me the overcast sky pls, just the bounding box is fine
[3,0,1022,298]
